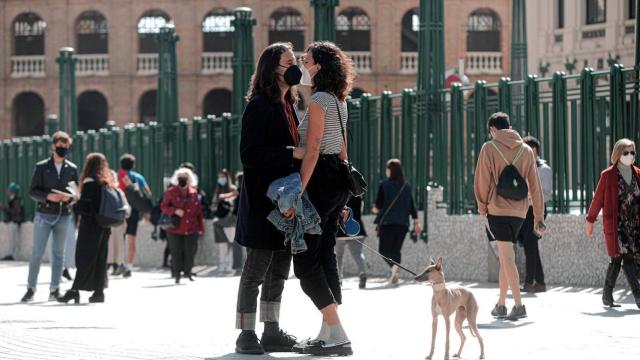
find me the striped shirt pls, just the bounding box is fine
[298,91,347,154]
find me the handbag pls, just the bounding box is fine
[333,96,368,197]
[158,213,181,230]
[375,182,407,237]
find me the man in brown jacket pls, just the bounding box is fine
[474,112,546,321]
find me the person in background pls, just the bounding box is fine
[373,159,421,286]
[231,172,245,272]
[1,182,24,261]
[160,167,204,284]
[335,195,368,289]
[178,162,209,276]
[117,154,152,278]
[62,212,77,281]
[22,131,78,303]
[213,169,237,273]
[518,136,552,293]
[108,170,127,276]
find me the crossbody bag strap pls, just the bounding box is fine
[379,182,407,226]
[333,95,348,154]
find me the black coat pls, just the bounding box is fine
[235,94,299,250]
[29,156,79,215]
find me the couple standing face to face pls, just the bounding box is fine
[275,48,320,88]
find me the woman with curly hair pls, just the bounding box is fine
[291,41,356,356]
[58,153,116,304]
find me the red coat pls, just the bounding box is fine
[586,165,640,257]
[160,186,205,235]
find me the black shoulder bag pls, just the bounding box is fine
[334,97,367,197]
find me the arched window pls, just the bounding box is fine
[75,11,108,54]
[467,9,501,52]
[336,7,370,51]
[203,89,232,117]
[13,92,45,137]
[138,10,173,54]
[78,91,108,131]
[401,8,419,52]
[139,90,157,123]
[203,9,234,52]
[13,13,46,55]
[269,8,305,50]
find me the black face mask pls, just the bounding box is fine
[178,178,188,188]
[55,146,68,158]
[280,65,302,87]
[121,159,134,171]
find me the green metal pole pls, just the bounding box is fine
[450,84,464,214]
[580,68,596,211]
[47,115,59,136]
[56,47,78,134]
[610,64,626,140]
[498,77,512,114]
[524,75,539,138]
[311,0,339,42]
[232,8,256,116]
[552,72,568,213]
[511,0,528,81]
[636,0,639,67]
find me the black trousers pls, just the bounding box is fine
[166,233,198,277]
[518,207,546,285]
[293,155,349,310]
[378,224,408,267]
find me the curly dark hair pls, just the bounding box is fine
[80,152,115,191]
[306,41,356,101]
[246,42,297,105]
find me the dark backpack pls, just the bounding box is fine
[97,187,128,228]
[490,142,529,201]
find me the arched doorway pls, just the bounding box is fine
[13,92,45,137]
[13,12,46,56]
[269,8,305,50]
[336,7,371,51]
[202,8,234,52]
[139,90,157,123]
[467,9,502,52]
[203,89,232,117]
[78,91,108,131]
[401,8,419,52]
[75,11,108,54]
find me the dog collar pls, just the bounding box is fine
[432,283,446,292]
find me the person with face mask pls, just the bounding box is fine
[213,169,237,273]
[1,182,25,261]
[160,167,204,284]
[21,131,79,303]
[585,138,640,309]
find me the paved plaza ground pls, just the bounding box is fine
[0,261,638,360]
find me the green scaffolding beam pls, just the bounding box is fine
[511,0,528,81]
[311,0,339,42]
[232,7,256,116]
[56,47,78,135]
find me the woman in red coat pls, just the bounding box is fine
[161,168,204,284]
[585,138,640,308]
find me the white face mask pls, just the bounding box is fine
[620,154,635,166]
[300,64,313,86]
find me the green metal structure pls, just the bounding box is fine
[56,47,78,135]
[510,0,528,81]
[231,7,256,116]
[311,0,339,42]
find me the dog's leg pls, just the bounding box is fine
[426,316,437,360]
[467,297,485,359]
[453,307,467,358]
[444,314,451,360]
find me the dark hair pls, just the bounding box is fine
[386,158,405,185]
[306,41,355,101]
[180,162,195,172]
[246,42,297,104]
[52,131,72,145]
[523,136,541,153]
[216,168,233,194]
[487,112,510,130]
[80,153,114,191]
[120,154,136,170]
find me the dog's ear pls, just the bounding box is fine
[436,257,443,271]
[430,258,435,265]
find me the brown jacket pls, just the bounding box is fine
[473,129,545,225]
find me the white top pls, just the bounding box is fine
[298,91,347,155]
[54,162,63,175]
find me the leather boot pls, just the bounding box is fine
[621,256,640,309]
[603,258,621,307]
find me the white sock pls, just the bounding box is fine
[315,321,329,341]
[328,323,349,344]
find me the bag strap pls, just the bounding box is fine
[333,94,348,155]
[379,182,407,226]
[490,141,525,166]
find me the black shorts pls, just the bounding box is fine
[126,209,140,236]
[486,215,524,243]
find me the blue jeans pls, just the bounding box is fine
[63,220,77,269]
[27,212,71,291]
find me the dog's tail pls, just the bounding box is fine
[467,295,480,338]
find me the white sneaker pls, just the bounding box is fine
[388,265,400,285]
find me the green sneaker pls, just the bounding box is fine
[490,304,507,319]
[505,305,527,321]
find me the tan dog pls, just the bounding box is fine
[415,257,484,360]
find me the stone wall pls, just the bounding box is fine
[0,187,629,288]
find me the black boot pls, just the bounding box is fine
[89,291,105,303]
[621,256,640,309]
[603,258,621,307]
[235,330,264,354]
[62,268,73,281]
[57,290,80,304]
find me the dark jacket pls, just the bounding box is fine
[374,180,418,228]
[3,196,24,224]
[161,186,205,235]
[236,94,299,250]
[29,156,79,215]
[586,165,640,257]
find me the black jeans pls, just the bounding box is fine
[293,155,349,310]
[166,233,198,277]
[236,248,292,330]
[518,206,546,285]
[378,224,408,267]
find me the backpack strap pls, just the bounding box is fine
[489,142,509,165]
[512,145,526,165]
[490,141,526,165]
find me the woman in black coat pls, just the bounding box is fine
[234,42,306,355]
[58,153,115,304]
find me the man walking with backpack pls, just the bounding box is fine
[474,112,546,321]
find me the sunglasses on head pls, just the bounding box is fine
[624,151,636,156]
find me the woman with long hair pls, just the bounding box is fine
[58,153,115,304]
[585,138,640,308]
[234,42,305,354]
[292,41,356,356]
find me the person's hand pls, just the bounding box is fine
[535,222,546,237]
[584,221,594,237]
[46,193,62,202]
[372,207,380,214]
[293,147,306,160]
[175,209,185,217]
[414,220,422,235]
[282,208,296,219]
[340,208,349,222]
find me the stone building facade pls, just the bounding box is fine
[0,0,510,139]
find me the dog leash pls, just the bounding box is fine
[349,237,418,276]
